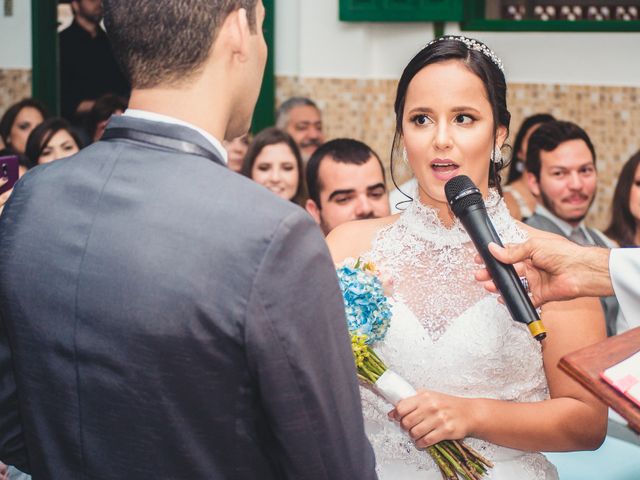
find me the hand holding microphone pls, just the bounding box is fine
[444,175,547,341]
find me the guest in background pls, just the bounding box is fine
[525,120,619,336]
[59,0,129,121]
[25,118,83,168]
[275,97,324,162]
[0,99,49,157]
[88,93,128,142]
[305,138,389,235]
[605,151,640,247]
[241,127,305,205]
[603,150,640,334]
[503,113,555,220]
[0,179,11,216]
[0,98,49,217]
[222,133,251,173]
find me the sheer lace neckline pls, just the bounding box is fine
[393,189,504,248]
[367,188,523,342]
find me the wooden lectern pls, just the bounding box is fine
[559,326,640,434]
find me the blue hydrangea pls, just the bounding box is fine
[336,264,392,345]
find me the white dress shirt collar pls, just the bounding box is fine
[123,109,228,164]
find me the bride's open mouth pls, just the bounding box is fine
[431,159,460,181]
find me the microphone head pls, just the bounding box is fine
[444,175,484,217]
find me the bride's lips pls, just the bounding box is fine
[430,158,460,182]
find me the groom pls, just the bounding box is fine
[0,1,376,479]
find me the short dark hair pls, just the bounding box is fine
[25,117,83,168]
[275,97,320,128]
[241,127,305,205]
[392,36,510,193]
[88,93,128,139]
[103,0,258,89]
[306,138,385,206]
[604,150,640,247]
[526,120,596,181]
[506,113,555,184]
[0,98,50,146]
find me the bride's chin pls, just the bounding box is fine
[415,183,448,208]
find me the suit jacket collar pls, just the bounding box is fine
[533,204,589,238]
[105,114,227,166]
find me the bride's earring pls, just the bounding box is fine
[402,147,409,165]
[491,145,503,164]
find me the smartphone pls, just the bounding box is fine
[0,155,20,195]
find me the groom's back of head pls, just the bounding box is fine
[103,0,258,89]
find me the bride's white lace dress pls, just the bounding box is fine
[361,191,559,479]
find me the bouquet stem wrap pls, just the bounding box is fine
[352,337,493,480]
[374,370,417,406]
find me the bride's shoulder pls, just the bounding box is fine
[326,214,400,264]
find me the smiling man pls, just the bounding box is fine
[276,97,324,162]
[305,138,390,235]
[525,120,619,335]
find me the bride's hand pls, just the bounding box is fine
[389,390,475,448]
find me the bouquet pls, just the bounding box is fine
[337,259,493,480]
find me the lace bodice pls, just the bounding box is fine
[361,191,557,479]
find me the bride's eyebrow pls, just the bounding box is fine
[451,106,481,114]
[406,106,482,115]
[406,107,433,115]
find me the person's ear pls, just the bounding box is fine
[496,125,508,149]
[217,8,252,63]
[305,199,322,225]
[527,171,540,198]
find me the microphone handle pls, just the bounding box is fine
[459,203,547,341]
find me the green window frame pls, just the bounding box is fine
[339,0,640,31]
[339,0,476,22]
[31,0,59,115]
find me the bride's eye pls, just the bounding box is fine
[410,114,430,126]
[454,114,474,125]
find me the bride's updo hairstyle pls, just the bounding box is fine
[392,36,511,195]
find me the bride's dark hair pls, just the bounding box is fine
[391,36,511,202]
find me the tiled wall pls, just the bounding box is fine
[3,70,637,229]
[0,69,31,119]
[277,76,640,230]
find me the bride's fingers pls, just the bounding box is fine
[399,409,426,433]
[415,429,444,449]
[409,420,437,443]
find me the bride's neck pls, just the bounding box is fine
[416,188,456,228]
[414,183,493,229]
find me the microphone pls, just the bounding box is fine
[444,175,546,341]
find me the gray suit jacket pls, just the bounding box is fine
[0,115,376,479]
[525,213,619,336]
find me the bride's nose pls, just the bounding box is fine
[433,122,453,151]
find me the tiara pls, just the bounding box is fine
[428,35,504,73]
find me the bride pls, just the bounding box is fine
[327,36,607,479]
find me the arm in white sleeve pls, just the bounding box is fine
[609,248,640,324]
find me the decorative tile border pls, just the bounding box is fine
[0,69,32,119]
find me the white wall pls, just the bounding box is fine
[0,0,32,69]
[276,0,640,87]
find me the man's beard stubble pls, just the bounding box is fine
[539,187,596,225]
